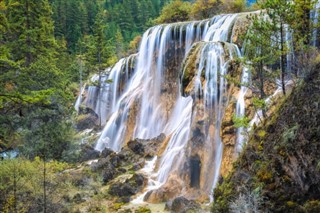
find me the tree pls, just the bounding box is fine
[260,0,295,95]
[0,0,74,160]
[244,11,278,101]
[290,0,318,76]
[153,0,192,24]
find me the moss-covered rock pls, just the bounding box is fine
[108,173,146,202]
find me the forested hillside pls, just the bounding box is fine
[0,0,319,212]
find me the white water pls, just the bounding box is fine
[83,58,131,125]
[92,12,251,201]
[74,83,86,112]
[235,66,250,153]
[312,1,320,46]
[96,16,236,151]
[193,42,233,200]
[157,95,193,183]
[131,157,162,204]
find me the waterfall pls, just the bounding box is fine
[83,57,135,126]
[189,42,237,197]
[312,1,320,46]
[95,16,235,151]
[75,83,86,112]
[157,95,193,183]
[235,66,250,153]
[89,12,254,201]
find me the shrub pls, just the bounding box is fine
[154,0,192,24]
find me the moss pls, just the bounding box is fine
[113,202,125,211]
[135,206,151,213]
[303,200,320,213]
[257,130,266,138]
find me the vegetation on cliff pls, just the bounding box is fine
[212,63,320,212]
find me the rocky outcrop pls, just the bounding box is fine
[231,12,255,49]
[165,196,202,213]
[109,174,146,202]
[79,144,100,162]
[127,133,166,157]
[75,107,99,131]
[144,174,184,203]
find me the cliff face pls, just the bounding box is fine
[212,66,320,212]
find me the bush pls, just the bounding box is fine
[190,0,222,20]
[154,0,192,24]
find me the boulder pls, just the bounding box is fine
[76,107,98,131]
[79,144,100,162]
[127,140,144,155]
[108,174,146,201]
[144,176,183,203]
[100,148,114,158]
[165,196,201,213]
[102,165,116,184]
[127,133,166,157]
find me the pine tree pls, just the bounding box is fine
[245,12,277,101]
[0,0,74,159]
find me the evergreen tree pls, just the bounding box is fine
[244,12,277,101]
[0,0,74,160]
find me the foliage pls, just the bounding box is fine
[0,0,75,160]
[153,0,192,24]
[211,64,320,213]
[223,0,247,13]
[135,206,152,213]
[244,11,278,99]
[51,0,172,53]
[0,157,71,212]
[229,186,264,213]
[232,114,250,128]
[190,0,247,19]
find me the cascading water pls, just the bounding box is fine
[95,18,218,151]
[83,56,135,126]
[89,12,254,202]
[235,66,250,153]
[312,1,320,46]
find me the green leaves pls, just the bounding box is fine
[232,114,251,128]
[154,0,192,24]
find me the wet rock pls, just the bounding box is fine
[79,144,100,162]
[76,107,99,131]
[144,176,183,203]
[130,159,145,171]
[110,154,123,167]
[108,174,146,200]
[128,140,144,155]
[100,148,114,158]
[102,165,116,184]
[166,196,201,213]
[127,133,166,157]
[109,183,136,197]
[117,168,127,173]
[90,157,112,171]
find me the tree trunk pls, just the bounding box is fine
[43,155,47,213]
[13,161,17,213]
[280,22,286,95]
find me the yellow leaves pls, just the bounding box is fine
[4,82,14,92]
[257,169,273,181]
[257,130,266,138]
